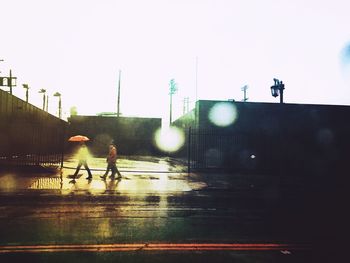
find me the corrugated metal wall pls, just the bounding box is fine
[0,89,67,167]
[185,101,350,176]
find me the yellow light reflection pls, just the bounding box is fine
[154,127,185,153]
[208,102,237,127]
[0,174,17,191]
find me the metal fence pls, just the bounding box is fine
[187,128,275,173]
[0,89,67,168]
[187,127,337,176]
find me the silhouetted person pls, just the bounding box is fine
[100,142,122,180]
[73,142,93,180]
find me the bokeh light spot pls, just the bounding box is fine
[154,127,185,152]
[209,102,238,127]
[340,42,350,82]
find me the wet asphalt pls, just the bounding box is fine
[0,155,334,262]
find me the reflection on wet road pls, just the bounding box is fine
[27,174,197,193]
[0,156,312,262]
[0,156,206,194]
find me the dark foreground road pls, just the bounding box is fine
[1,156,344,262]
[1,250,311,263]
[0,188,312,262]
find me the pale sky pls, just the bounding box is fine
[1,0,350,122]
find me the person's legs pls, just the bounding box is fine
[111,163,122,178]
[115,165,122,178]
[110,164,116,179]
[105,164,111,176]
[73,162,82,178]
[84,162,93,179]
[101,164,111,179]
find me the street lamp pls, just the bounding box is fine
[270,78,285,103]
[241,85,249,102]
[38,89,46,110]
[169,79,178,125]
[53,92,62,119]
[22,84,29,103]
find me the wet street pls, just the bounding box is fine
[0,156,312,262]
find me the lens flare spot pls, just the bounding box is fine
[0,174,17,191]
[209,102,237,127]
[154,127,185,152]
[340,42,350,82]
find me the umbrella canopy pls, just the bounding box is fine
[68,135,90,142]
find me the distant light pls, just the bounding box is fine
[154,127,185,152]
[209,102,237,127]
[250,154,256,159]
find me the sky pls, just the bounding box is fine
[1,0,350,123]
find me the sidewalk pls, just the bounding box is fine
[0,156,206,194]
[0,155,308,197]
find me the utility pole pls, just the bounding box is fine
[8,70,16,94]
[169,79,178,125]
[117,70,121,117]
[195,56,198,103]
[0,62,17,94]
[9,70,12,94]
[241,85,248,102]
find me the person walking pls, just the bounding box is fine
[73,142,93,180]
[100,142,122,180]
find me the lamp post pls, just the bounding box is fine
[38,89,46,110]
[241,85,249,102]
[22,84,29,103]
[117,70,121,117]
[169,79,178,125]
[270,78,285,103]
[46,95,49,112]
[53,92,62,119]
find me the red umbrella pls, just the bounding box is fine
[68,135,90,142]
